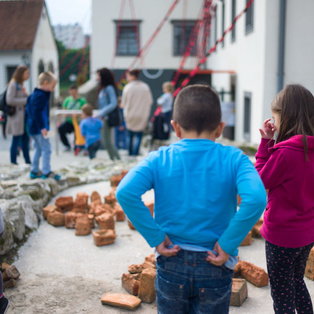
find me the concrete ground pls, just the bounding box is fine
[0,119,313,313]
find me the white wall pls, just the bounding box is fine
[32,4,59,98]
[91,0,203,78]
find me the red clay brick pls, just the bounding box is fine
[240,261,268,287]
[114,203,125,221]
[128,264,143,274]
[47,211,65,227]
[240,231,252,246]
[95,204,113,217]
[104,194,116,206]
[110,174,123,187]
[141,261,156,270]
[96,213,115,230]
[128,220,136,230]
[251,218,263,238]
[138,268,156,303]
[305,247,314,280]
[42,204,57,220]
[145,254,156,265]
[230,278,248,307]
[54,196,74,212]
[91,191,101,202]
[121,273,140,295]
[74,197,87,210]
[1,262,10,271]
[75,216,91,236]
[3,278,16,289]
[93,229,116,246]
[87,214,95,229]
[65,212,78,229]
[3,265,20,280]
[101,292,141,310]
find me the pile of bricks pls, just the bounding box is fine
[305,246,314,280]
[42,171,128,247]
[101,253,156,310]
[1,262,20,289]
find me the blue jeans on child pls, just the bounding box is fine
[10,132,31,164]
[87,140,100,159]
[128,130,142,156]
[156,250,233,314]
[31,134,51,175]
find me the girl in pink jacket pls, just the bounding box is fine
[256,84,314,314]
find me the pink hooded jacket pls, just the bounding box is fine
[255,135,314,248]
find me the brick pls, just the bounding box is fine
[47,211,65,227]
[54,196,74,212]
[240,231,252,246]
[1,262,11,271]
[128,264,143,274]
[233,261,242,278]
[240,261,268,287]
[3,265,20,280]
[110,174,123,187]
[251,218,263,238]
[87,214,95,229]
[230,278,248,307]
[305,247,314,280]
[75,216,91,236]
[93,229,116,246]
[91,191,101,202]
[104,194,116,206]
[121,169,128,177]
[65,212,78,229]
[114,203,125,221]
[141,261,156,270]
[138,268,156,303]
[73,197,88,210]
[101,292,141,310]
[145,254,156,265]
[109,186,117,196]
[42,204,57,220]
[88,199,102,215]
[3,279,16,289]
[131,273,141,280]
[95,204,113,217]
[128,220,136,230]
[96,213,115,230]
[144,200,154,216]
[237,195,241,206]
[76,192,89,205]
[121,273,140,295]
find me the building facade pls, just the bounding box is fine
[53,23,85,49]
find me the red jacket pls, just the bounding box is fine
[255,135,314,248]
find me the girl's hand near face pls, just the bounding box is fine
[259,118,276,139]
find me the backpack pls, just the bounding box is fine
[0,90,16,116]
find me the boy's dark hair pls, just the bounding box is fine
[127,69,140,78]
[271,84,314,159]
[69,85,78,90]
[173,84,221,134]
[82,104,93,117]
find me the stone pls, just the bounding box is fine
[93,229,116,246]
[144,200,154,216]
[128,220,136,230]
[18,196,40,229]
[128,264,143,274]
[91,191,101,202]
[1,180,18,188]
[55,196,74,212]
[305,247,314,280]
[75,216,91,236]
[96,213,115,230]
[230,278,248,307]
[47,211,65,227]
[121,273,140,295]
[251,218,263,238]
[66,176,81,186]
[20,181,46,201]
[240,261,268,287]
[3,279,16,289]
[44,178,59,196]
[3,265,20,280]
[43,204,57,220]
[240,231,252,246]
[0,222,14,255]
[114,204,125,221]
[138,268,157,303]
[101,292,141,310]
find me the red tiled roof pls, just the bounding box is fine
[0,0,45,51]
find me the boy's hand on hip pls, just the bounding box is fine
[41,128,48,137]
[206,242,229,266]
[156,235,180,257]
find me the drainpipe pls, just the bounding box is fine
[277,0,286,92]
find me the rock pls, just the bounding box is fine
[128,264,143,274]
[240,231,252,246]
[1,180,18,189]
[43,205,57,220]
[93,229,116,246]
[18,197,39,230]
[96,213,115,230]
[138,268,156,303]
[75,216,91,236]
[230,278,248,307]
[101,292,141,310]
[121,273,140,295]
[66,176,81,187]
[20,181,46,201]
[0,222,14,255]
[47,211,65,227]
[19,195,43,222]
[45,178,59,196]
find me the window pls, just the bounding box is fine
[245,0,254,34]
[231,0,236,42]
[6,66,17,84]
[214,8,217,47]
[243,92,252,141]
[172,20,197,56]
[38,60,45,75]
[115,21,140,56]
[221,0,225,47]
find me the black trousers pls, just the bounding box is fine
[58,121,74,148]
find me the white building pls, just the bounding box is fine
[91,0,314,144]
[53,23,85,49]
[0,0,59,99]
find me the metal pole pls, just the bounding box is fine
[277,0,286,92]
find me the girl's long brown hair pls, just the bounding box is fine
[271,84,314,159]
[10,65,28,85]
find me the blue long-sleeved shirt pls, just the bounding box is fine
[116,139,266,256]
[97,85,118,119]
[79,117,103,148]
[26,88,50,135]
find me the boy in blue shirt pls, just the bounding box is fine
[116,85,266,314]
[26,72,60,180]
[79,104,103,159]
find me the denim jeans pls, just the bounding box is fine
[31,134,51,175]
[156,250,233,314]
[87,140,100,159]
[128,130,143,156]
[10,132,31,164]
[101,121,120,160]
[114,126,127,149]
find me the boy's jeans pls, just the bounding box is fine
[31,134,51,175]
[128,130,142,156]
[87,140,100,159]
[156,250,233,314]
